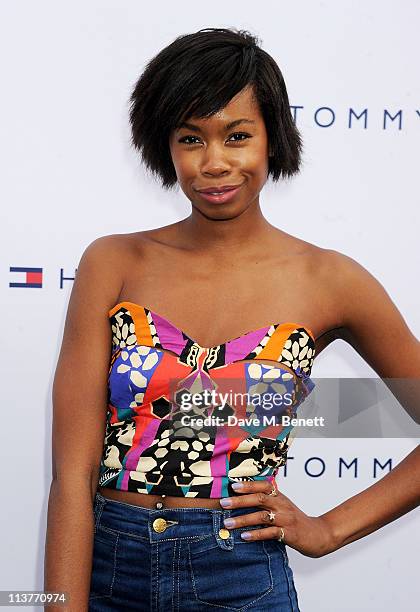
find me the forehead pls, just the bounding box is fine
[180,86,263,130]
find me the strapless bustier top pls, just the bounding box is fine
[98,302,316,498]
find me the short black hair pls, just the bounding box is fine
[128,27,303,190]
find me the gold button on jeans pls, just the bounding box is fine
[218,528,230,539]
[152,518,168,533]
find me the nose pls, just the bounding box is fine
[200,142,232,176]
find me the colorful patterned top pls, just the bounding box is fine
[98,302,316,498]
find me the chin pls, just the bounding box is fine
[193,202,246,220]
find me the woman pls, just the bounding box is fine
[44,27,420,611]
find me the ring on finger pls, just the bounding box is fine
[278,526,285,542]
[268,487,278,497]
[266,511,276,524]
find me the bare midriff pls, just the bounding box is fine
[98,487,222,509]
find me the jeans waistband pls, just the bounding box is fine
[93,491,268,549]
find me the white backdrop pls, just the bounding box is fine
[1,1,419,610]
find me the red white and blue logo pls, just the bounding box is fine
[9,266,43,288]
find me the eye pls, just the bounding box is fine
[228,132,251,142]
[178,135,201,145]
[177,132,252,145]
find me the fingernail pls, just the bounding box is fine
[232,483,244,491]
[223,518,235,528]
[241,532,252,540]
[220,498,232,508]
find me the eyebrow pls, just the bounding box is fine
[176,118,256,132]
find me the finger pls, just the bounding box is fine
[231,480,276,495]
[223,510,277,530]
[223,510,284,529]
[220,492,274,510]
[240,526,284,542]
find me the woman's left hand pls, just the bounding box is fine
[220,480,337,558]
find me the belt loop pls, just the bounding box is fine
[213,510,234,550]
[93,492,106,534]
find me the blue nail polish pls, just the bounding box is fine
[232,483,244,491]
[220,498,232,508]
[241,532,252,540]
[224,518,235,528]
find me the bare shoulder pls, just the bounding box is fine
[287,243,383,346]
[315,248,419,376]
[315,247,394,319]
[315,247,374,282]
[306,245,393,328]
[76,231,153,298]
[101,227,175,258]
[81,231,138,262]
[302,245,379,303]
[284,237,345,298]
[301,243,359,281]
[277,232,335,270]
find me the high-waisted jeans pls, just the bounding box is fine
[88,491,301,611]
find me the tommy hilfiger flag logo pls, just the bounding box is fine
[9,267,43,288]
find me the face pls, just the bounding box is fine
[168,85,271,219]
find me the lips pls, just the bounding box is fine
[195,184,243,204]
[196,184,242,194]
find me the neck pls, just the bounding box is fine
[178,199,276,253]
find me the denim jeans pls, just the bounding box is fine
[89,491,300,611]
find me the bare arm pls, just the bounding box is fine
[218,250,420,558]
[320,250,420,551]
[44,235,123,610]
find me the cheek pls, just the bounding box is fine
[172,153,198,181]
[240,149,269,181]
[237,138,269,169]
[169,141,189,178]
